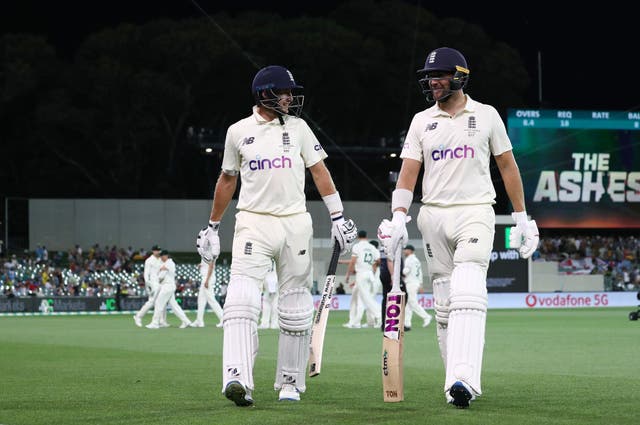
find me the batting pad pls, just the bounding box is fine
[222,276,262,392]
[432,277,451,367]
[275,287,314,392]
[445,263,488,396]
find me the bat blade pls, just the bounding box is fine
[382,244,405,402]
[382,291,405,402]
[308,241,341,378]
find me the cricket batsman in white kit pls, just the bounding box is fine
[378,47,538,408]
[196,65,358,407]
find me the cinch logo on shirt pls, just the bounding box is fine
[248,155,293,170]
[431,145,475,161]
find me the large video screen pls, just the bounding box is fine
[507,109,640,228]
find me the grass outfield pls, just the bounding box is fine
[0,308,638,425]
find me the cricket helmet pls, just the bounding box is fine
[417,47,470,102]
[252,65,304,117]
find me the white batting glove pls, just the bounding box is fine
[377,211,411,260]
[331,213,357,255]
[509,212,539,259]
[196,221,220,263]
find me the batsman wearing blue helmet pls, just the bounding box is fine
[378,47,539,408]
[196,65,358,407]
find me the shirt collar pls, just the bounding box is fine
[427,94,476,117]
[252,106,287,125]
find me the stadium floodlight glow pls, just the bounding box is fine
[205,148,213,153]
[390,153,397,158]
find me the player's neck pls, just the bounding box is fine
[257,106,279,122]
[437,92,467,116]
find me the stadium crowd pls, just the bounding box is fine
[2,235,640,297]
[536,235,640,290]
[0,244,228,298]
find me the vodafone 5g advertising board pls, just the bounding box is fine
[309,291,636,311]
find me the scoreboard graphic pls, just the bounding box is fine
[507,109,640,228]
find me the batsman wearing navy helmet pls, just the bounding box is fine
[378,47,539,408]
[196,65,358,407]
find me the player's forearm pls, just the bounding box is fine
[309,160,337,199]
[210,172,238,222]
[393,159,421,212]
[496,152,526,212]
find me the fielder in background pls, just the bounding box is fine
[196,65,358,407]
[133,245,167,327]
[378,47,539,408]
[191,259,224,328]
[259,259,279,330]
[344,230,381,329]
[402,244,432,330]
[146,250,193,329]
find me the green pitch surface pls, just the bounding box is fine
[1,308,638,425]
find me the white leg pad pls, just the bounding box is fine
[432,277,451,367]
[445,263,488,396]
[221,275,262,392]
[274,287,314,393]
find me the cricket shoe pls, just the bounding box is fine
[190,321,204,328]
[224,381,254,407]
[133,315,142,327]
[278,384,300,401]
[179,321,191,329]
[145,323,160,329]
[448,381,475,408]
[159,322,170,328]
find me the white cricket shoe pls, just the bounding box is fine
[224,381,254,407]
[146,323,160,329]
[160,322,170,328]
[190,321,204,328]
[278,384,300,401]
[423,315,433,327]
[179,321,191,329]
[133,315,142,327]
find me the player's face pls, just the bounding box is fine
[428,71,453,101]
[273,89,293,113]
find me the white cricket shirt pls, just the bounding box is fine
[143,254,161,285]
[158,258,175,285]
[401,96,512,206]
[351,240,380,274]
[221,107,328,216]
[402,253,423,286]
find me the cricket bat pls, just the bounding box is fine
[382,244,405,402]
[308,240,341,377]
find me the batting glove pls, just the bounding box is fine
[331,213,357,255]
[196,221,220,263]
[377,211,411,260]
[509,212,539,259]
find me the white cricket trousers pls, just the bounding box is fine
[150,284,190,325]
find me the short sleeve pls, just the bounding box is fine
[298,119,328,168]
[489,106,513,156]
[221,126,241,174]
[400,114,424,162]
